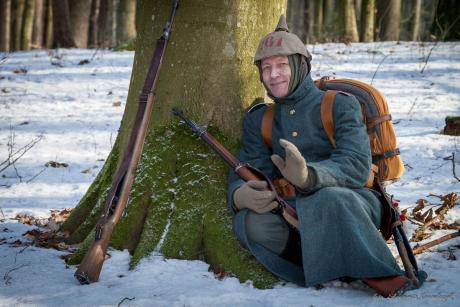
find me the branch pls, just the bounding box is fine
[420,41,438,74]
[412,231,460,256]
[117,297,135,307]
[443,153,460,183]
[371,54,390,85]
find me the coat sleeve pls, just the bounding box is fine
[305,93,371,191]
[227,106,275,212]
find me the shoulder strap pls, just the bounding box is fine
[321,90,337,148]
[261,104,275,149]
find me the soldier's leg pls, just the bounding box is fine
[245,211,289,255]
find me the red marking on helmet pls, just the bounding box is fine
[277,37,283,47]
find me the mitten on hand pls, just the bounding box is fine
[271,139,312,189]
[233,180,278,213]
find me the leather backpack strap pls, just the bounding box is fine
[321,90,337,148]
[261,104,275,149]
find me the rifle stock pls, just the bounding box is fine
[171,107,298,229]
[74,0,179,284]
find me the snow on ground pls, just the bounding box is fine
[0,42,459,306]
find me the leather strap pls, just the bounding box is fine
[367,114,392,132]
[321,90,337,148]
[261,104,275,149]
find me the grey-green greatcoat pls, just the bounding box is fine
[227,74,403,286]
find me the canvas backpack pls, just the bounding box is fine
[261,76,404,186]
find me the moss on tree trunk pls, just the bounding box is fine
[64,0,286,289]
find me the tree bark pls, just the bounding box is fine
[315,0,324,40]
[32,0,45,48]
[287,0,306,41]
[20,0,35,50]
[361,0,375,42]
[343,0,359,42]
[52,0,76,48]
[11,0,25,51]
[98,0,115,48]
[63,0,287,289]
[378,0,401,41]
[116,0,136,46]
[305,0,315,43]
[0,0,11,51]
[69,0,92,48]
[45,0,53,48]
[410,0,422,41]
[323,0,337,41]
[88,0,100,48]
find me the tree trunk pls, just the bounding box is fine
[116,0,136,46]
[323,0,337,41]
[63,0,287,289]
[20,0,35,50]
[361,0,375,42]
[11,0,25,51]
[32,0,45,48]
[52,0,76,47]
[410,0,422,41]
[88,0,100,48]
[287,0,306,41]
[98,0,115,48]
[343,0,359,42]
[305,0,315,43]
[315,0,324,40]
[0,0,11,51]
[69,0,92,48]
[378,0,401,41]
[44,0,53,48]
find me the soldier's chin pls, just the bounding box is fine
[270,87,288,98]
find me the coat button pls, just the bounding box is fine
[292,131,298,137]
[290,109,295,115]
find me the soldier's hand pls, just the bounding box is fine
[271,139,310,189]
[233,180,278,213]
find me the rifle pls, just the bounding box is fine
[171,107,298,229]
[74,0,180,285]
[373,179,425,287]
[173,107,425,286]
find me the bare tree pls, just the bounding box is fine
[378,0,402,41]
[116,0,136,46]
[11,0,25,51]
[32,0,45,48]
[52,0,76,47]
[343,0,359,42]
[88,0,100,48]
[0,0,11,51]
[69,0,93,48]
[21,0,35,50]
[44,0,53,48]
[361,0,375,42]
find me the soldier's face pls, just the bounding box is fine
[261,55,291,98]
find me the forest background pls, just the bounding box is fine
[0,0,459,53]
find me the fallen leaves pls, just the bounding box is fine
[408,192,460,243]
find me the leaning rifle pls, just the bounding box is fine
[74,0,180,285]
[171,107,299,229]
[373,179,426,287]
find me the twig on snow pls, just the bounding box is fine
[3,264,29,285]
[371,53,390,85]
[412,230,460,256]
[117,297,135,307]
[420,41,438,74]
[443,153,460,183]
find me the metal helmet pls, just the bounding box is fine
[253,15,312,64]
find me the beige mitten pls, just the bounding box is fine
[233,180,278,213]
[271,139,311,189]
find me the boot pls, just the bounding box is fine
[363,275,411,298]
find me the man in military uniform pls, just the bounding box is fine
[227,16,420,297]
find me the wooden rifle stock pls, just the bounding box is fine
[74,0,180,285]
[171,107,298,229]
